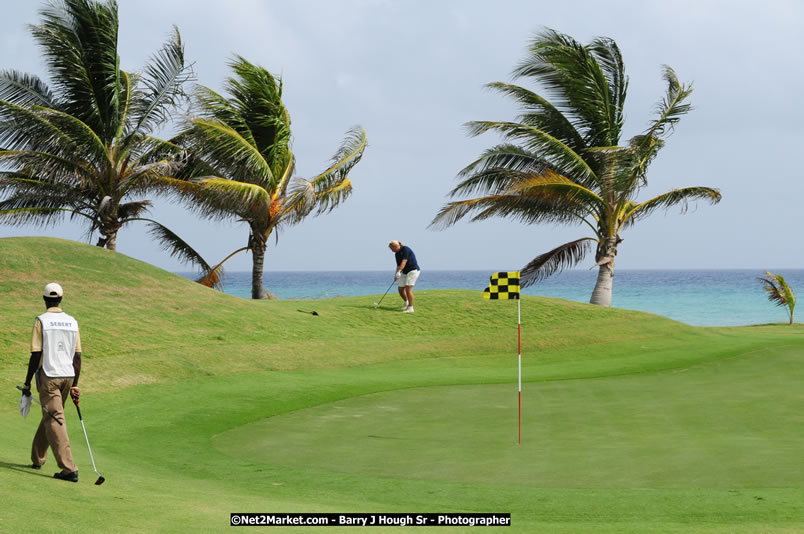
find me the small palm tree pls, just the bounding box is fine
[758,272,796,325]
[0,0,209,272]
[431,29,721,306]
[168,57,367,299]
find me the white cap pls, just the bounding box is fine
[43,282,63,298]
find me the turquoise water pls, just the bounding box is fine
[175,269,804,327]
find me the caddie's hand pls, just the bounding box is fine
[21,384,31,397]
[70,387,80,400]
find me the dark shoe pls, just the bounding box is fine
[54,470,78,482]
[30,464,42,470]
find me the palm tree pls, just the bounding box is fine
[431,29,721,306]
[0,0,209,272]
[758,272,796,325]
[168,57,367,299]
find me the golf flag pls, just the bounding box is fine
[482,271,523,444]
[483,272,520,300]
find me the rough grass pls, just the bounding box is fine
[1,236,803,533]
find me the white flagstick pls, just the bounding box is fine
[518,297,522,444]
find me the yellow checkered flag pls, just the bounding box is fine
[483,271,524,443]
[483,272,520,300]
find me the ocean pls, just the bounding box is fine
[175,269,804,327]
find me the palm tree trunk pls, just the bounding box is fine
[96,217,120,251]
[589,235,619,307]
[96,231,117,251]
[589,262,614,306]
[250,235,267,300]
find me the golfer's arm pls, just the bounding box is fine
[24,352,40,386]
[397,259,408,273]
[72,353,81,387]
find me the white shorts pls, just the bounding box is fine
[398,269,420,287]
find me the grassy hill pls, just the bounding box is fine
[1,236,803,533]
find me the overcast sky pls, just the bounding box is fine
[2,0,802,272]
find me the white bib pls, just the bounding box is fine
[38,311,79,378]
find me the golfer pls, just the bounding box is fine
[388,240,420,313]
[20,283,82,482]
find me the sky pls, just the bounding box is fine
[1,0,803,273]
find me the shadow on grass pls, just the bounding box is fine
[0,460,51,478]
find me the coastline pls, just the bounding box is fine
[174,269,804,328]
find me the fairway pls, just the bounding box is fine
[216,345,804,489]
[2,238,804,533]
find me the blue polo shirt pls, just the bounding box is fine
[395,246,420,274]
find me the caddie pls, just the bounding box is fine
[20,282,82,482]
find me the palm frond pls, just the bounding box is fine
[308,126,367,211]
[117,159,179,194]
[194,86,252,143]
[465,121,595,184]
[512,28,625,146]
[196,246,249,289]
[616,199,639,228]
[622,186,721,225]
[583,145,640,196]
[644,66,693,142]
[758,277,785,307]
[485,82,586,151]
[32,0,122,140]
[135,134,215,179]
[0,173,92,207]
[179,177,271,221]
[196,263,224,289]
[520,237,596,287]
[0,69,56,108]
[0,150,93,187]
[433,167,602,230]
[758,272,796,323]
[125,25,193,140]
[36,107,110,167]
[313,177,352,217]
[226,56,290,154]
[117,200,152,220]
[0,206,92,227]
[115,69,131,141]
[430,187,591,230]
[588,36,628,128]
[779,275,797,312]
[187,118,275,185]
[279,177,315,224]
[512,171,604,208]
[142,219,213,273]
[0,99,82,157]
[276,151,296,198]
[453,144,552,197]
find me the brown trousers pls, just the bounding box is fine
[32,373,77,473]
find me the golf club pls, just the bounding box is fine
[71,393,105,485]
[16,385,62,426]
[373,279,397,308]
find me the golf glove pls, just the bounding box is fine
[19,393,31,419]
[394,272,400,281]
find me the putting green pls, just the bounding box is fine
[215,345,804,489]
